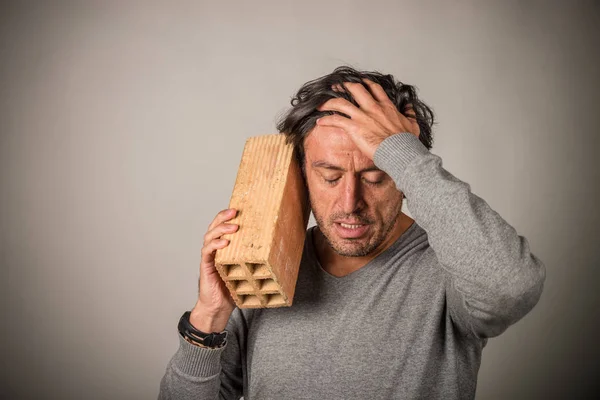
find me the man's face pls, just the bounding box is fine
[303,125,403,257]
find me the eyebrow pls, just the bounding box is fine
[311,160,383,174]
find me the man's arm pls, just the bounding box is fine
[158,308,246,400]
[315,78,545,339]
[374,132,546,338]
[158,207,246,398]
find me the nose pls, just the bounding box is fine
[340,176,365,215]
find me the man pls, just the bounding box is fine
[158,66,546,399]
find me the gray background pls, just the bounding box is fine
[1,1,599,399]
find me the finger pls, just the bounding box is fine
[201,237,230,265]
[340,82,379,111]
[208,208,237,232]
[332,83,344,92]
[410,119,421,137]
[204,222,239,246]
[397,106,418,133]
[362,79,393,104]
[397,104,420,137]
[316,114,356,132]
[403,104,417,119]
[317,97,363,119]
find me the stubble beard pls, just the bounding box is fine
[310,196,403,257]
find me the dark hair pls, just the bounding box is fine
[276,66,435,172]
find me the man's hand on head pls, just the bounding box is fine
[315,79,420,160]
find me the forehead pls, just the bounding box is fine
[303,125,374,168]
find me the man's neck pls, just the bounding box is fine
[313,213,415,278]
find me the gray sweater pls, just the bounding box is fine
[158,133,546,399]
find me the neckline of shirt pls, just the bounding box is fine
[306,221,420,282]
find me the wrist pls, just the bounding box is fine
[189,306,231,333]
[178,311,228,349]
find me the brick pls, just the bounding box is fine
[215,134,310,308]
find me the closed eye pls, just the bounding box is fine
[323,177,383,186]
[363,178,383,185]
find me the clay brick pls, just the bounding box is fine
[215,134,310,308]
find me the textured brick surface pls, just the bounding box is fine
[214,134,310,308]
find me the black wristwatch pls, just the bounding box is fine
[178,311,228,348]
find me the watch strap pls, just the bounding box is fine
[178,311,228,348]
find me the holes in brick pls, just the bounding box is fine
[246,263,271,279]
[223,264,245,279]
[266,294,286,306]
[233,280,254,294]
[258,279,280,293]
[239,295,261,307]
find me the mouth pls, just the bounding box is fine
[334,222,370,239]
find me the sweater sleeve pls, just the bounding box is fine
[373,133,546,339]
[158,309,246,399]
